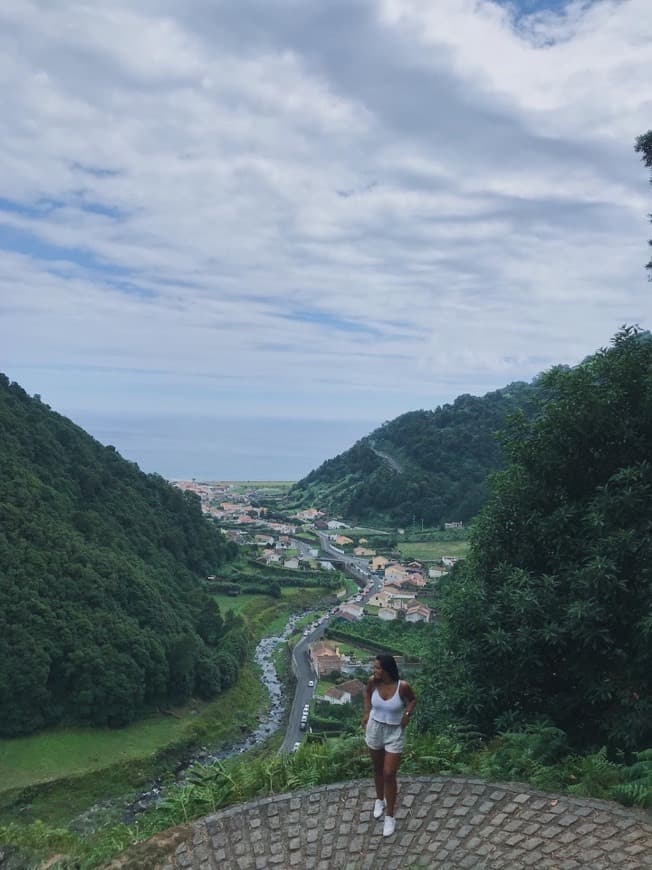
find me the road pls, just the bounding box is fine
[369,441,403,474]
[278,619,325,753]
[279,534,382,753]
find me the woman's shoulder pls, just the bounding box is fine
[398,679,415,697]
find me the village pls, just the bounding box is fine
[173,481,463,717]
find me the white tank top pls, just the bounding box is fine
[371,682,404,725]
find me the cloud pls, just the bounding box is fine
[0,0,650,465]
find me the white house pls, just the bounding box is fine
[378,607,398,621]
[327,520,349,530]
[338,603,364,621]
[322,687,352,705]
[405,602,431,623]
[428,566,448,579]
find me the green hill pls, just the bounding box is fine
[290,380,542,526]
[0,375,246,737]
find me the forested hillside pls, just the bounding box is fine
[422,328,652,750]
[290,381,541,526]
[0,375,245,737]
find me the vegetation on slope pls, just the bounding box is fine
[3,728,650,868]
[289,380,542,526]
[0,375,246,736]
[421,328,652,751]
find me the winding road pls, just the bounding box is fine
[279,534,382,752]
[369,441,403,474]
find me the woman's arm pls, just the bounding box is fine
[399,681,416,728]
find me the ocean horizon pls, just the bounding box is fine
[68,411,379,482]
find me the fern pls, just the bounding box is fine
[567,747,621,799]
[608,750,652,808]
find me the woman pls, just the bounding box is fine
[362,654,416,837]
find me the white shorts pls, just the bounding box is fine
[365,717,406,754]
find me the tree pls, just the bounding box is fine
[422,328,652,751]
[634,130,652,273]
[0,376,243,735]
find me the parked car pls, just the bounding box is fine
[308,680,314,687]
[293,741,302,752]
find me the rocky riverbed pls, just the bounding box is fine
[68,610,315,834]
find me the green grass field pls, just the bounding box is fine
[0,664,266,801]
[1,708,199,793]
[211,592,273,616]
[398,539,470,561]
[0,584,332,818]
[213,480,295,492]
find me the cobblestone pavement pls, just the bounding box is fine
[119,776,652,869]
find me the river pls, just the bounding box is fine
[71,610,313,831]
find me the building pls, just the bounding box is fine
[337,679,366,699]
[311,641,344,677]
[385,563,412,585]
[406,572,427,588]
[378,607,398,621]
[322,687,351,705]
[370,555,389,572]
[405,602,432,623]
[293,508,323,521]
[337,603,364,621]
[428,566,448,579]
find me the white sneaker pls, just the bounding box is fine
[383,815,396,837]
[373,798,385,819]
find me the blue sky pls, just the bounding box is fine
[1,0,651,479]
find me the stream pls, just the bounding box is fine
[68,610,311,833]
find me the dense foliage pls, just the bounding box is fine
[3,728,650,868]
[327,617,433,658]
[290,381,541,526]
[635,129,652,273]
[422,329,652,750]
[0,375,246,736]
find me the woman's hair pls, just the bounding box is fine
[375,654,399,682]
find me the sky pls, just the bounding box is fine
[1,0,651,479]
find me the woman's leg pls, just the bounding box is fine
[369,747,386,800]
[383,751,402,817]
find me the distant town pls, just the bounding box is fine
[173,481,466,692]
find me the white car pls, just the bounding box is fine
[293,741,302,752]
[308,680,314,687]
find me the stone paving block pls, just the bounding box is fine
[123,776,652,870]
